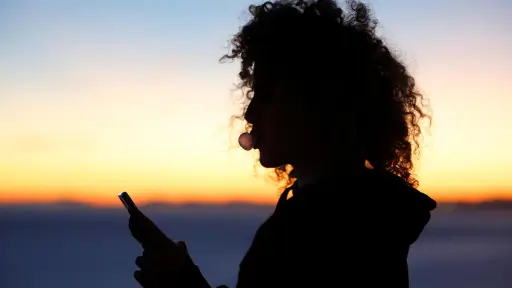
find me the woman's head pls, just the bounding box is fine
[222,0,430,188]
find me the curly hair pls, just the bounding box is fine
[221,0,430,189]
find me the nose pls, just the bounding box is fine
[244,99,258,125]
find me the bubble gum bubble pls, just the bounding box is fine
[238,132,254,151]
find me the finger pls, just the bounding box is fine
[176,241,187,252]
[137,252,165,276]
[141,249,160,262]
[134,270,152,288]
[140,249,169,269]
[135,256,145,269]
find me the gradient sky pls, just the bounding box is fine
[0,0,511,206]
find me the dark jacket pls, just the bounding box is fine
[184,169,436,288]
[233,169,437,288]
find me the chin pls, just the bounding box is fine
[259,151,286,168]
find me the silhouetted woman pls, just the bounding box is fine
[128,1,437,287]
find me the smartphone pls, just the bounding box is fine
[118,191,138,213]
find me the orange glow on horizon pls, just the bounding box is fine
[0,187,281,207]
[1,185,511,208]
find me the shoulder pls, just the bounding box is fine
[282,182,410,252]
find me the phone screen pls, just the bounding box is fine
[118,191,138,212]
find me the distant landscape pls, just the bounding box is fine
[2,199,512,288]
[1,199,511,212]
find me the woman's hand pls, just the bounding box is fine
[134,241,191,287]
[128,209,203,287]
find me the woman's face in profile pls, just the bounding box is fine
[245,70,319,168]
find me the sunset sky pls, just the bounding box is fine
[0,0,511,206]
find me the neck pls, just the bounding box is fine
[291,155,365,185]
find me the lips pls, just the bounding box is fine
[252,133,259,149]
[250,129,259,149]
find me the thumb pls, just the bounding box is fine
[176,241,188,253]
[176,241,195,268]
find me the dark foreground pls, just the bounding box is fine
[1,205,511,288]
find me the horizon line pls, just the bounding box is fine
[2,198,512,209]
